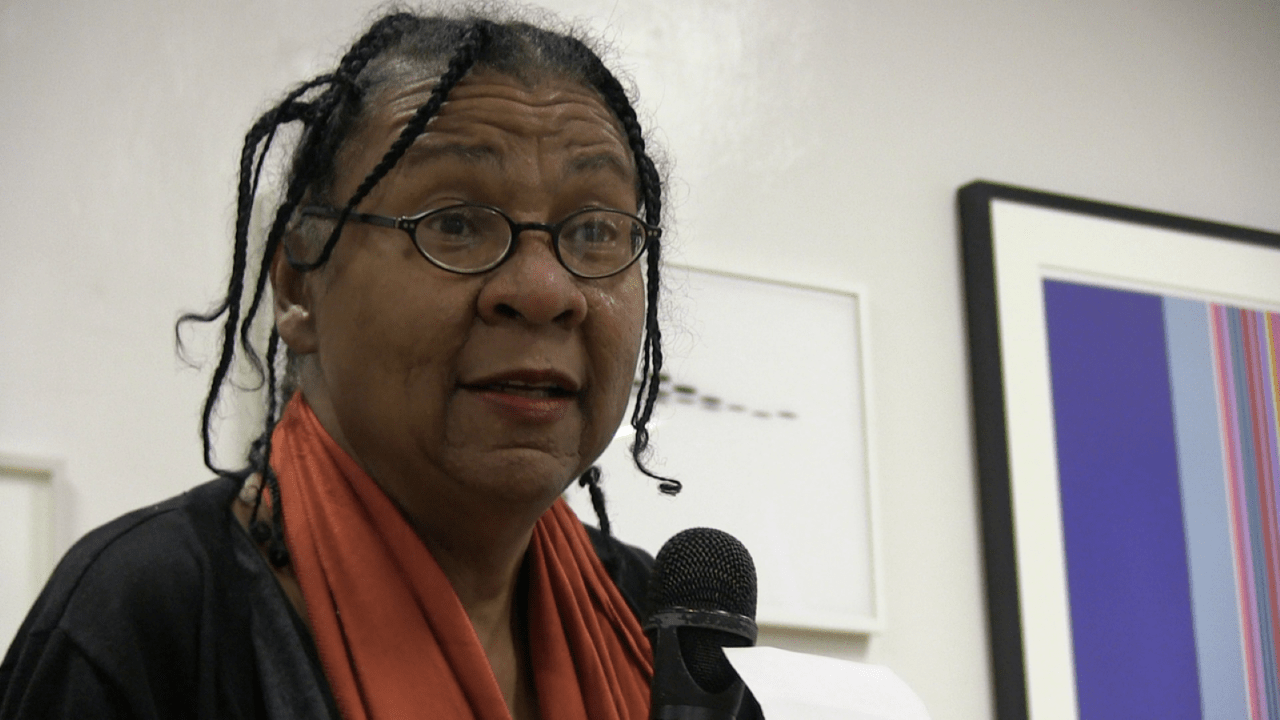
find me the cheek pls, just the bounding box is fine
[591,273,647,409]
[621,269,648,362]
[314,264,475,418]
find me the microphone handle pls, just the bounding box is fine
[649,624,747,720]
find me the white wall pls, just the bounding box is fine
[2,1,1278,718]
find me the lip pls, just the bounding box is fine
[460,369,581,423]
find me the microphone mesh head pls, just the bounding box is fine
[647,527,757,617]
[647,528,757,693]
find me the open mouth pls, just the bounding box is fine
[471,381,576,399]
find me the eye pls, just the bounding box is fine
[563,213,624,246]
[422,207,490,242]
[411,205,510,272]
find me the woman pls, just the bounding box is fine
[0,9,684,719]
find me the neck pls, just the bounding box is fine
[414,511,535,622]
[414,509,541,720]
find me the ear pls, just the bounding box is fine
[271,237,319,354]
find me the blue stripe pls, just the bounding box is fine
[1163,296,1248,720]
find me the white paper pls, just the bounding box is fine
[724,646,931,720]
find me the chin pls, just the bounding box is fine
[452,448,581,506]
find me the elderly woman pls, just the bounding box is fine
[0,9,711,720]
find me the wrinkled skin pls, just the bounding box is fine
[275,70,645,538]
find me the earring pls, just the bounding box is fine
[238,474,263,505]
[280,305,310,323]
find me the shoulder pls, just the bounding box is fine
[36,477,240,623]
[1,477,248,718]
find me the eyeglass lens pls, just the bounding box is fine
[414,206,644,277]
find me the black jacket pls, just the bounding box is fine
[0,477,662,719]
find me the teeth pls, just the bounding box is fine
[487,381,568,397]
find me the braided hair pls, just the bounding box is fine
[178,10,674,568]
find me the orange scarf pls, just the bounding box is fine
[270,395,653,719]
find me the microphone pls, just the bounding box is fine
[645,528,758,720]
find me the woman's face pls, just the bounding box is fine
[276,69,646,525]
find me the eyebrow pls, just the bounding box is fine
[399,141,634,183]
[400,142,501,167]
[566,151,635,183]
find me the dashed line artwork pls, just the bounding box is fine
[633,374,800,420]
[566,266,877,632]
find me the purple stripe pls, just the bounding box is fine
[1043,279,1201,719]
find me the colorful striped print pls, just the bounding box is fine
[1211,306,1280,720]
[1043,280,1256,719]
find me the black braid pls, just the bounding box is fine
[289,20,493,272]
[177,72,348,474]
[180,108,279,472]
[348,22,491,211]
[576,466,611,537]
[180,15,458,568]
[248,327,290,567]
[571,43,679,497]
[336,14,420,82]
[235,75,345,368]
[577,465,624,575]
[251,21,492,568]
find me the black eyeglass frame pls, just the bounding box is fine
[300,202,661,279]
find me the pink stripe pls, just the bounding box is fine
[1259,313,1280,713]
[1249,311,1280,691]
[1213,306,1265,719]
[1261,314,1280,685]
[1244,312,1280,675]
[1259,313,1280,697]
[1239,309,1274,720]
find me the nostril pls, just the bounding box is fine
[495,303,521,320]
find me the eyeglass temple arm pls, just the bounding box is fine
[300,205,400,230]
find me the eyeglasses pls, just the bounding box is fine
[300,202,660,279]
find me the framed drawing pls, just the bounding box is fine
[0,454,60,649]
[959,180,1280,720]
[566,266,882,633]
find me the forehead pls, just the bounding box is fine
[350,69,635,185]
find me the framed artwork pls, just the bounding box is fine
[567,266,882,633]
[959,181,1280,720]
[0,454,60,649]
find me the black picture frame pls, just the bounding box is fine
[958,180,1280,720]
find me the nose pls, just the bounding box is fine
[476,231,588,327]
